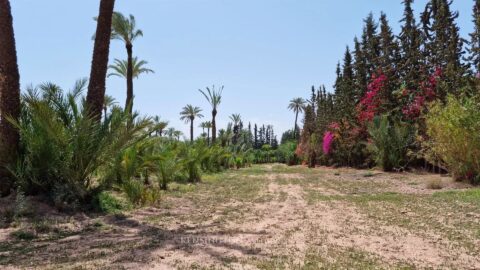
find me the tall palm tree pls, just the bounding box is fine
[180,105,203,142]
[288,97,306,139]
[199,85,223,144]
[108,57,154,79]
[0,0,21,196]
[86,0,115,121]
[109,12,143,115]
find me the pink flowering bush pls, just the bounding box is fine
[357,72,388,122]
[322,131,334,155]
[401,67,441,119]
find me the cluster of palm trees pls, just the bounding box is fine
[179,85,223,143]
[105,12,154,115]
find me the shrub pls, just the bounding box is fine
[368,114,415,171]
[180,142,208,182]
[9,81,153,208]
[156,143,183,190]
[426,179,443,190]
[96,191,132,214]
[121,179,160,206]
[426,95,480,183]
[276,141,299,165]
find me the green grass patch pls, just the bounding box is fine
[432,188,480,203]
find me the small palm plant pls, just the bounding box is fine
[180,105,203,142]
[155,143,183,190]
[10,79,154,208]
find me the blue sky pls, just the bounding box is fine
[10,0,474,138]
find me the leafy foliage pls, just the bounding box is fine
[10,80,152,209]
[368,115,415,171]
[426,96,480,183]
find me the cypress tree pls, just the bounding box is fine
[353,37,368,99]
[378,12,401,109]
[422,0,466,97]
[254,124,258,149]
[361,13,381,78]
[468,0,480,74]
[341,46,356,118]
[399,0,424,90]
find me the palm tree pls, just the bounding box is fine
[173,130,183,141]
[288,97,306,139]
[229,113,242,127]
[108,57,154,79]
[153,116,168,136]
[0,0,21,196]
[109,12,143,115]
[199,122,207,135]
[103,95,117,122]
[180,105,203,142]
[199,85,223,144]
[86,0,115,121]
[205,121,212,144]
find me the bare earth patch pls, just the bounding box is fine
[1,164,479,269]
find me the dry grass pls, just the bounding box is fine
[1,164,479,269]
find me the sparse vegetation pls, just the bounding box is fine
[2,0,480,268]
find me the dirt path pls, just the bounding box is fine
[1,164,479,269]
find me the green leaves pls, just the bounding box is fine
[426,95,480,182]
[368,114,415,171]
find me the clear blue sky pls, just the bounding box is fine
[10,0,473,138]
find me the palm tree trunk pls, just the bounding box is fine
[86,0,115,121]
[190,118,194,142]
[0,0,21,196]
[207,128,210,145]
[294,111,299,139]
[125,42,133,116]
[211,109,217,143]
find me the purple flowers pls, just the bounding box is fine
[323,131,334,155]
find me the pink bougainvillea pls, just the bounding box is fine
[357,72,388,122]
[322,131,334,155]
[402,67,441,119]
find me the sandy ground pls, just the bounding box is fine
[1,164,479,269]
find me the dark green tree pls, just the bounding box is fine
[399,0,424,90]
[468,0,480,74]
[353,37,368,99]
[361,13,381,78]
[422,0,466,97]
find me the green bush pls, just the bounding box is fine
[121,179,161,206]
[96,191,132,214]
[368,114,415,171]
[276,141,299,165]
[10,80,153,209]
[426,95,480,183]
